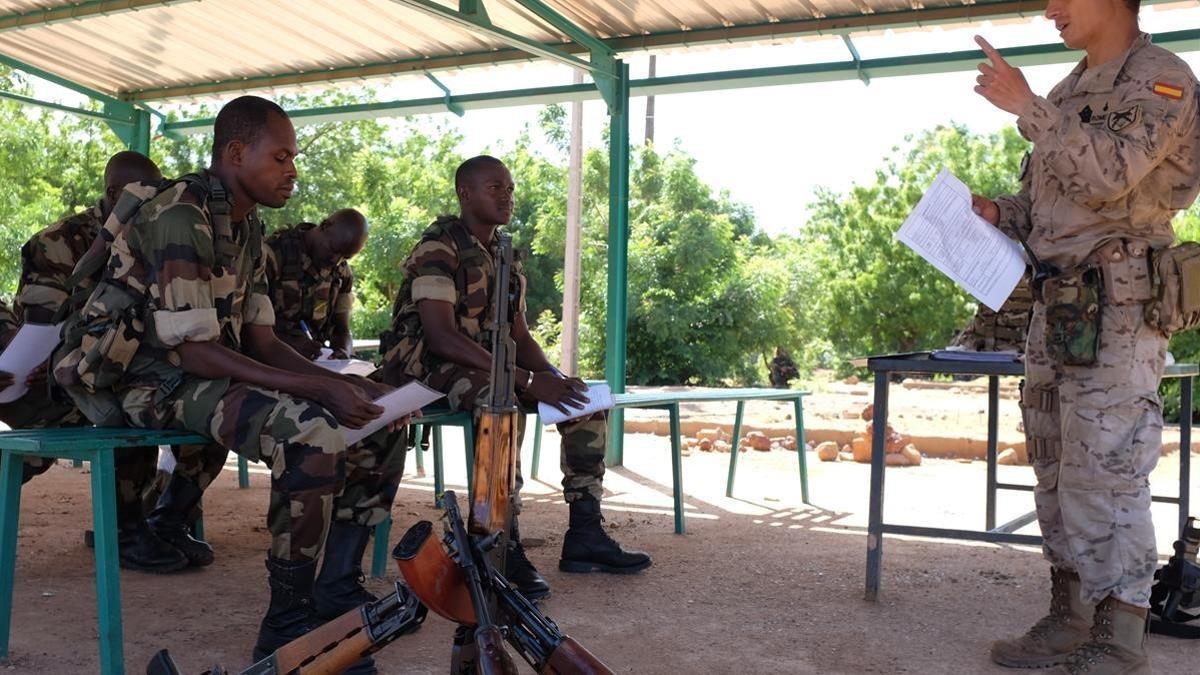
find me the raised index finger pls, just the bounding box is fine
[974,35,1007,69]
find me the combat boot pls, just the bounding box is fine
[506,517,551,600]
[1047,597,1150,675]
[114,491,188,574]
[146,474,213,567]
[991,568,1093,668]
[253,556,323,662]
[313,522,378,675]
[559,496,652,574]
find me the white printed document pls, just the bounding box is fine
[0,323,61,404]
[538,383,614,425]
[316,359,378,377]
[895,169,1025,311]
[343,382,444,446]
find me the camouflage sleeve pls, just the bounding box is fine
[994,152,1034,241]
[134,203,223,347]
[0,300,19,347]
[245,236,276,327]
[15,224,75,324]
[333,263,354,316]
[409,233,459,304]
[1017,69,1198,207]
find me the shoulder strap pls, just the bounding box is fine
[274,227,307,281]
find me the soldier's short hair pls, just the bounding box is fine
[212,95,289,163]
[1126,0,1140,12]
[454,155,506,191]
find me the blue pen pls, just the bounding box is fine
[299,320,314,340]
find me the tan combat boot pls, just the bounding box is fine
[1047,597,1150,675]
[991,568,1094,668]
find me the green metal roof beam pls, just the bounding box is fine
[0,0,199,33]
[117,0,1155,102]
[842,35,870,86]
[509,0,620,110]
[0,52,128,110]
[424,72,464,116]
[159,28,1200,136]
[389,0,604,76]
[0,88,131,124]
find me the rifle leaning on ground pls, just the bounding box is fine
[145,582,427,674]
[1149,516,1200,638]
[394,232,613,674]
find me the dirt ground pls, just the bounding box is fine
[4,378,1200,674]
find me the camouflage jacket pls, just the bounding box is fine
[264,222,354,345]
[16,203,103,324]
[378,215,525,385]
[57,170,274,402]
[995,32,1200,270]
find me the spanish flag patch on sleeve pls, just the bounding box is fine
[1153,82,1184,100]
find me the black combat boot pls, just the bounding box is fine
[313,522,378,675]
[146,474,214,567]
[253,556,323,662]
[115,494,188,574]
[506,517,551,600]
[559,496,652,574]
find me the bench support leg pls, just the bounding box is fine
[669,404,685,535]
[237,456,249,489]
[433,427,445,509]
[412,424,425,477]
[531,414,543,481]
[371,517,391,579]
[795,396,809,505]
[0,451,23,661]
[464,424,475,498]
[725,401,746,497]
[90,452,124,675]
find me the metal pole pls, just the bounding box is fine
[560,69,584,376]
[129,108,151,155]
[603,61,630,466]
[644,55,656,145]
[986,375,999,531]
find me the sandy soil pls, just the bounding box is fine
[3,379,1200,674]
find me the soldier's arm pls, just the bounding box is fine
[15,224,73,324]
[993,156,1034,240]
[1017,68,1197,207]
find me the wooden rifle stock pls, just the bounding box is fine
[476,625,521,675]
[470,408,518,536]
[393,520,476,625]
[542,637,614,675]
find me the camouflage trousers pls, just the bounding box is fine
[426,361,607,511]
[119,376,404,562]
[1022,301,1166,607]
[1,390,158,520]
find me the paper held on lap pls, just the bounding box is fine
[895,169,1025,312]
[316,359,378,377]
[0,323,61,403]
[343,381,444,446]
[539,382,614,425]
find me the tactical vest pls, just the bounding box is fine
[268,223,335,340]
[52,172,261,426]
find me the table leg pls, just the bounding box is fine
[670,404,684,535]
[725,401,746,497]
[1180,375,1193,536]
[90,450,124,675]
[866,371,890,602]
[0,451,24,661]
[986,375,1000,531]
[795,396,809,505]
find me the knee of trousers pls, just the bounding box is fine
[1058,395,1162,493]
[272,406,346,493]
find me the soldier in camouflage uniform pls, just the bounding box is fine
[951,275,1035,353]
[378,155,652,601]
[972,2,1200,672]
[53,97,404,673]
[7,151,201,573]
[264,209,366,359]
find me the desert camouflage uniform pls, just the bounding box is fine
[995,34,1200,607]
[951,275,1035,353]
[4,207,168,499]
[264,222,355,354]
[56,172,398,562]
[378,215,606,509]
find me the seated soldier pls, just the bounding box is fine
[9,151,205,574]
[378,155,652,601]
[54,96,406,673]
[264,209,366,360]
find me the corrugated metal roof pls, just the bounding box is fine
[0,0,1140,102]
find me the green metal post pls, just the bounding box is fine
[128,108,151,155]
[0,451,24,661]
[725,401,746,497]
[603,60,630,467]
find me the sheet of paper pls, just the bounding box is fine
[538,383,614,425]
[895,168,1026,311]
[0,323,61,404]
[316,347,335,361]
[343,382,444,447]
[315,359,377,377]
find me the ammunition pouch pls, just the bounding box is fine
[1042,266,1103,367]
[1145,242,1200,336]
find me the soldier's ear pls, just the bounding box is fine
[225,140,247,168]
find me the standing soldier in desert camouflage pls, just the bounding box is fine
[377,155,652,603]
[265,209,366,360]
[54,97,405,674]
[971,1,1200,672]
[8,151,208,573]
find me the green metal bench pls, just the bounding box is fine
[0,427,208,675]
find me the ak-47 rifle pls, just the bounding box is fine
[1149,516,1200,638]
[145,583,427,674]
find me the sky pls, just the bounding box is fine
[18,4,1200,235]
